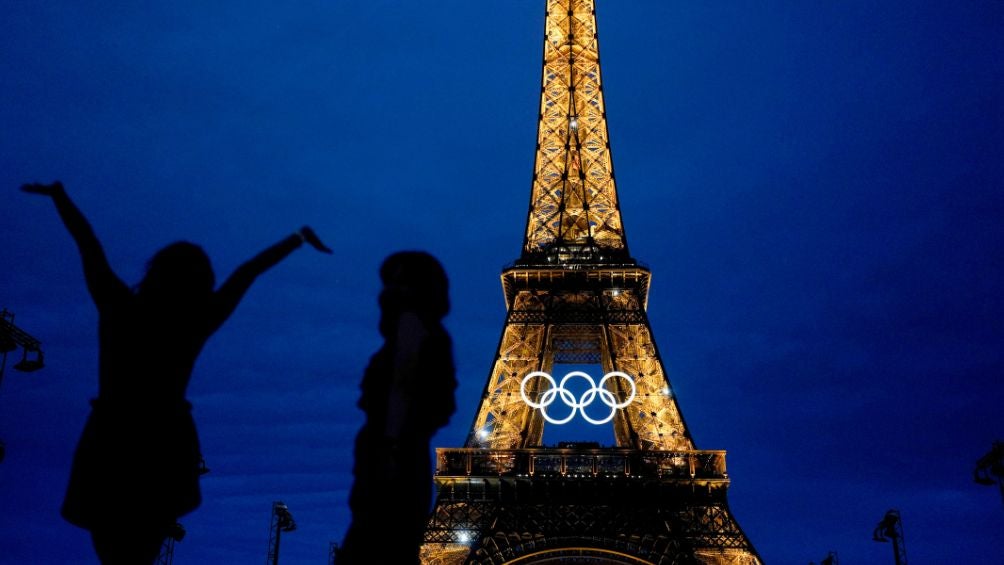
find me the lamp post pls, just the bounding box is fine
[0,309,44,387]
[974,441,1004,506]
[0,309,44,463]
[266,501,297,565]
[872,509,907,565]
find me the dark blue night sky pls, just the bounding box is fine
[2,1,1002,563]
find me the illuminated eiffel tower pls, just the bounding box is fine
[421,1,762,563]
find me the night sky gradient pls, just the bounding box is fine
[2,1,1002,563]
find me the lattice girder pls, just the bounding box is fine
[468,269,693,451]
[420,543,470,565]
[427,0,761,562]
[606,323,693,451]
[467,322,548,449]
[423,474,760,564]
[524,0,626,257]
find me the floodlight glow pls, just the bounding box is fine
[520,370,636,425]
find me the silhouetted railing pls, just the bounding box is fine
[435,448,727,480]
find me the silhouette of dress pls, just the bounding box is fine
[339,252,456,565]
[61,237,311,534]
[22,181,329,561]
[24,181,329,562]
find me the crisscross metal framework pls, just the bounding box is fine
[421,1,761,563]
[523,0,627,260]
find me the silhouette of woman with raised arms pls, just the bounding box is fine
[22,181,332,565]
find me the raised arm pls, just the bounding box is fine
[22,182,128,307]
[210,226,331,330]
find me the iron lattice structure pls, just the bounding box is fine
[422,1,762,563]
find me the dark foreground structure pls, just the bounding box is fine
[420,1,761,563]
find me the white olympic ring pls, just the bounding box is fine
[520,370,637,425]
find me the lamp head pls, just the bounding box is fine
[13,349,43,372]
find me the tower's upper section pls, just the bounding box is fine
[521,0,630,266]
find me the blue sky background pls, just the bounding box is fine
[2,1,1002,563]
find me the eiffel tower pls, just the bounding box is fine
[421,1,762,563]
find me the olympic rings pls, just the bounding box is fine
[520,370,637,425]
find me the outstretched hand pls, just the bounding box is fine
[21,181,64,197]
[300,226,332,254]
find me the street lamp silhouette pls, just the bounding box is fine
[0,309,44,385]
[873,509,907,565]
[266,501,297,565]
[155,522,186,565]
[0,309,44,463]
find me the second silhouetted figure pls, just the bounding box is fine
[338,251,457,565]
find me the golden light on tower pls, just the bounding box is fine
[421,1,762,563]
[524,0,624,254]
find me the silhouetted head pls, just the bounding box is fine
[136,242,215,307]
[379,251,449,322]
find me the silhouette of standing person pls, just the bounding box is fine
[338,251,457,565]
[22,181,332,565]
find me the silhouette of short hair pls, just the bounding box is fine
[137,242,215,302]
[379,251,449,319]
